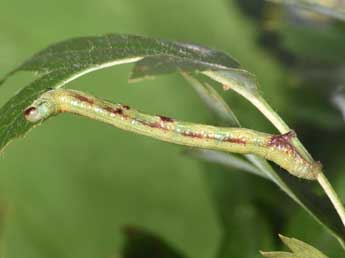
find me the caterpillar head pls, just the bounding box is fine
[24,91,58,123]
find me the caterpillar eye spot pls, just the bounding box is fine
[24,107,36,117]
[24,107,41,123]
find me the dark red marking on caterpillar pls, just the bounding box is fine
[268,131,296,153]
[122,105,130,110]
[104,106,124,116]
[114,108,123,115]
[74,94,94,105]
[181,131,203,139]
[158,115,175,123]
[137,120,167,131]
[224,137,246,145]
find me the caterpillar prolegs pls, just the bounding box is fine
[24,89,321,180]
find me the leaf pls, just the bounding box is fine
[285,208,345,257]
[181,73,240,127]
[130,55,236,82]
[261,235,329,258]
[0,34,239,154]
[1,35,238,79]
[121,225,187,258]
[185,149,266,179]
[268,0,345,22]
[182,74,345,249]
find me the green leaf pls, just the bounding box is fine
[261,235,329,258]
[181,73,240,127]
[130,55,237,82]
[268,0,345,21]
[0,34,238,154]
[185,149,266,179]
[1,35,238,79]
[285,208,345,257]
[121,225,187,258]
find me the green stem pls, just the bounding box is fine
[203,70,345,229]
[317,173,345,227]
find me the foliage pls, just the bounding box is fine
[261,235,328,258]
[0,1,345,257]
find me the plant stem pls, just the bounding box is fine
[204,70,345,228]
[251,95,345,228]
[317,173,345,227]
[253,95,345,228]
[251,97,345,227]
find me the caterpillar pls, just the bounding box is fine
[24,89,321,180]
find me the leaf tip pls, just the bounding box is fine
[0,68,20,87]
[0,73,10,87]
[278,233,286,240]
[278,234,293,246]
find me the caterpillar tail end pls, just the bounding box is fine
[313,161,323,177]
[299,160,323,181]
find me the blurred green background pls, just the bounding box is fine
[1,0,345,257]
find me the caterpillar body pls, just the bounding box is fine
[24,89,321,180]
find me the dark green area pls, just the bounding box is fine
[121,226,186,258]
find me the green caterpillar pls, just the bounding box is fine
[24,89,321,180]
